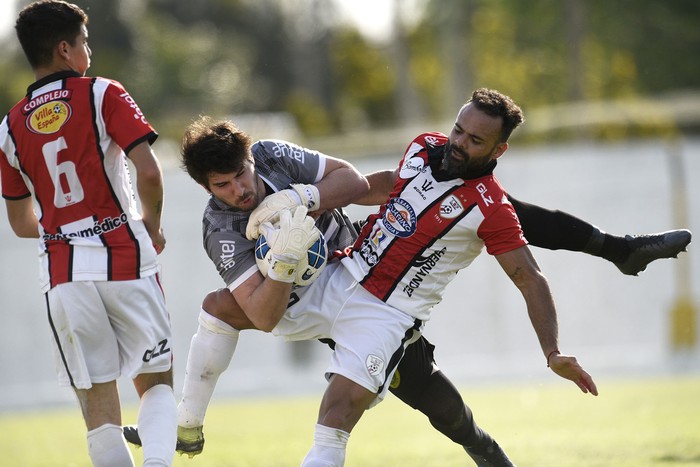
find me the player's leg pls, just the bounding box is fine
[74,382,137,467]
[123,288,257,456]
[178,289,257,454]
[302,374,375,466]
[508,194,691,275]
[46,283,135,466]
[132,371,177,467]
[390,336,514,466]
[105,275,177,467]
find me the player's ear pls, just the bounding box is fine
[57,40,71,60]
[494,142,508,159]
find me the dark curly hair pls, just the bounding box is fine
[468,88,525,143]
[180,116,253,189]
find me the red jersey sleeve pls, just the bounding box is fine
[100,79,157,154]
[475,177,527,255]
[0,145,30,200]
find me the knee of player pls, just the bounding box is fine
[202,288,249,328]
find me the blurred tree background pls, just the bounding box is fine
[1,0,699,147]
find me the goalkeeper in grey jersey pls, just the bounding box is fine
[124,115,690,466]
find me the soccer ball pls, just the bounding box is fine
[254,230,327,286]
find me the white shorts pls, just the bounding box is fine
[45,274,173,389]
[274,262,422,406]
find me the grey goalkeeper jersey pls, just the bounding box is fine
[202,139,357,290]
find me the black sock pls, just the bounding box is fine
[509,195,631,263]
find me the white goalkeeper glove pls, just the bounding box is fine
[260,205,321,283]
[245,184,320,240]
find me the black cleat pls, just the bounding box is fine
[123,424,205,459]
[615,229,692,276]
[465,440,516,466]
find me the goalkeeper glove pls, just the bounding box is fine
[245,184,320,240]
[260,205,321,283]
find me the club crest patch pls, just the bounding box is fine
[439,195,464,219]
[366,354,385,376]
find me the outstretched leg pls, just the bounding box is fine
[389,337,514,466]
[508,195,691,276]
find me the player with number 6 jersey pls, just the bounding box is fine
[0,73,160,292]
[1,2,176,465]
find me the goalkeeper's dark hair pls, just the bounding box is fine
[16,0,88,69]
[467,88,524,143]
[181,116,253,189]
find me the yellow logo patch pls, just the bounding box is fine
[27,100,72,134]
[390,369,401,388]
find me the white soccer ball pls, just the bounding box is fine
[254,229,327,286]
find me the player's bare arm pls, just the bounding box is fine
[314,156,369,212]
[5,197,39,238]
[128,141,166,251]
[496,245,598,396]
[230,271,294,332]
[353,168,399,206]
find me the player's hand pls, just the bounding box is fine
[149,227,166,254]
[260,206,320,283]
[548,353,598,396]
[245,184,320,240]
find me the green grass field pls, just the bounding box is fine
[1,376,699,466]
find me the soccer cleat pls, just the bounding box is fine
[614,229,692,276]
[465,440,515,466]
[123,425,142,448]
[176,425,205,458]
[122,424,205,458]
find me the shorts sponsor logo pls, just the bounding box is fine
[366,354,385,376]
[142,339,171,362]
[439,195,464,219]
[382,198,416,238]
[402,247,448,297]
[26,100,72,134]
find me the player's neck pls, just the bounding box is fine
[33,60,82,82]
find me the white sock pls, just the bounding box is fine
[301,424,350,467]
[177,309,239,428]
[138,384,177,467]
[87,423,134,467]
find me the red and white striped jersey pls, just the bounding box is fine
[0,71,160,292]
[340,132,527,321]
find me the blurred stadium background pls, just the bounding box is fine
[0,0,698,412]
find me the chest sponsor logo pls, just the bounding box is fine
[383,198,416,238]
[219,240,236,270]
[399,154,424,179]
[439,195,464,219]
[26,100,72,135]
[402,247,447,297]
[358,226,386,267]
